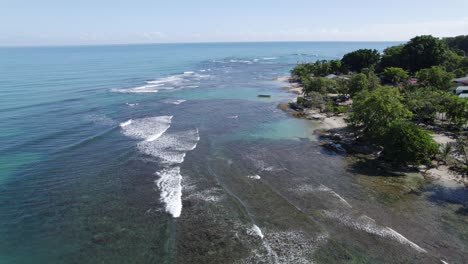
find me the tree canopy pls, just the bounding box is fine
[348,73,368,97]
[341,49,380,73]
[400,35,450,72]
[416,66,455,90]
[349,86,412,139]
[382,67,409,85]
[444,35,468,55]
[382,120,438,165]
[378,45,405,71]
[303,77,336,96]
[443,94,468,127]
[290,60,345,80]
[403,88,445,123]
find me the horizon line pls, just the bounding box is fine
[0,40,406,48]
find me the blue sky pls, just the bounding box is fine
[1,0,467,46]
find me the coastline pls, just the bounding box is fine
[276,76,468,187]
[276,76,347,131]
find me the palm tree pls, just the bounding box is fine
[439,143,453,165]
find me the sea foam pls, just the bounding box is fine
[120,116,200,218]
[247,224,264,239]
[247,175,261,180]
[151,129,200,218]
[156,167,183,218]
[112,71,209,93]
[137,128,199,164]
[119,119,133,127]
[172,99,186,105]
[323,211,427,253]
[120,116,172,142]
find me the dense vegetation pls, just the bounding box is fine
[444,35,468,55]
[382,120,439,165]
[291,35,468,167]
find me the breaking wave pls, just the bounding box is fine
[137,128,199,164]
[119,119,133,127]
[247,175,261,180]
[120,116,172,142]
[323,211,427,253]
[111,71,209,93]
[119,116,200,218]
[155,167,183,218]
[247,224,264,239]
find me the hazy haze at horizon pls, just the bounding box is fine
[1,0,467,46]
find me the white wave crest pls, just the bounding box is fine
[111,71,207,93]
[173,99,186,105]
[247,224,264,239]
[119,119,133,127]
[323,211,427,253]
[230,59,253,64]
[155,167,183,218]
[120,116,172,142]
[137,128,199,164]
[163,99,187,105]
[247,175,261,180]
[111,87,159,93]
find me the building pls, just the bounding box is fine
[407,78,418,85]
[454,86,468,97]
[452,76,468,86]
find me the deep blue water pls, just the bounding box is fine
[1,42,467,264]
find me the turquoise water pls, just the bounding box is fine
[1,42,467,263]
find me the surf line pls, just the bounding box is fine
[119,115,199,218]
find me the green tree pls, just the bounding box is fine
[382,120,438,165]
[416,66,455,90]
[444,95,468,127]
[341,49,380,73]
[382,67,409,85]
[291,63,314,81]
[330,60,342,75]
[291,60,345,79]
[443,50,464,72]
[303,77,336,96]
[404,88,443,123]
[455,138,468,168]
[401,35,449,72]
[348,73,368,97]
[336,78,350,95]
[444,35,468,54]
[349,86,413,139]
[363,69,381,90]
[439,143,453,165]
[378,45,405,70]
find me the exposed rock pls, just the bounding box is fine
[311,114,326,120]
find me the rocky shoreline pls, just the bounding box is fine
[276,76,468,187]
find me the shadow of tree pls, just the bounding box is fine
[348,158,408,177]
[426,185,468,215]
[456,205,468,216]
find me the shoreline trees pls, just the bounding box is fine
[290,34,468,166]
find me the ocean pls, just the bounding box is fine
[0,42,467,263]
